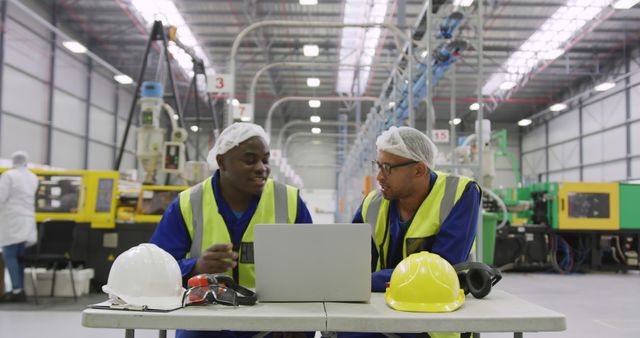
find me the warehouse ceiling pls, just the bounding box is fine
[32,0,640,133]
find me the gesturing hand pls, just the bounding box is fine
[194,243,238,275]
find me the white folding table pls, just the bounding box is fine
[82,291,566,338]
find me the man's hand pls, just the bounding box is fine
[193,243,238,275]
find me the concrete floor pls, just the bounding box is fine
[0,271,639,338]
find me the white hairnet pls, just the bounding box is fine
[11,150,29,168]
[376,126,438,169]
[206,122,269,168]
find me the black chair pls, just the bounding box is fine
[21,219,79,304]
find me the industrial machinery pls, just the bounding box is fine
[492,182,640,272]
[136,81,188,185]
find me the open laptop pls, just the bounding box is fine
[253,223,371,302]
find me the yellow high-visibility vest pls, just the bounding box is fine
[179,177,298,287]
[362,171,477,338]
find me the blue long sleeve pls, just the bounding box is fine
[150,199,197,276]
[150,177,313,277]
[353,176,481,293]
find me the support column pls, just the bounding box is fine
[624,34,631,180]
[45,2,57,165]
[545,121,549,181]
[83,59,92,169]
[0,0,7,143]
[578,98,584,181]
[113,85,119,168]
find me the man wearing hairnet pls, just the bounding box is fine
[0,151,39,303]
[151,122,313,338]
[341,127,480,338]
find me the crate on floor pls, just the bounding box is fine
[23,268,94,297]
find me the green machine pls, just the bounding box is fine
[495,182,640,231]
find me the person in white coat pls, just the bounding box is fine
[0,151,39,302]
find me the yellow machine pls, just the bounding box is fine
[1,168,119,229]
[117,185,187,224]
[0,168,187,228]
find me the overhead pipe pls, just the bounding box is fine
[265,96,378,140]
[228,20,413,127]
[276,120,356,150]
[283,132,356,159]
[248,62,393,106]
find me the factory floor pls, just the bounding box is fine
[0,271,639,338]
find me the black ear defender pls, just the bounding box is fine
[453,262,502,299]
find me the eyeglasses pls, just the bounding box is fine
[372,160,418,176]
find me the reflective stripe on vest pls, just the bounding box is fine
[179,177,297,287]
[362,171,475,271]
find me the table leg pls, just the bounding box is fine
[158,330,167,338]
[514,333,523,338]
[125,329,134,338]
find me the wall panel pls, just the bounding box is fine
[55,50,86,97]
[548,109,579,144]
[91,73,115,111]
[631,121,640,156]
[88,142,113,170]
[522,125,546,152]
[548,169,580,182]
[89,106,115,144]
[52,89,86,135]
[631,84,640,119]
[583,160,627,182]
[548,140,580,171]
[522,150,546,181]
[51,131,83,169]
[3,66,49,122]
[582,92,626,134]
[0,115,46,163]
[4,18,49,80]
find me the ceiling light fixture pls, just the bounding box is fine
[62,41,87,54]
[469,102,480,111]
[309,100,321,108]
[613,0,640,9]
[307,78,321,87]
[299,0,318,5]
[190,125,199,132]
[453,0,474,7]
[499,81,517,91]
[549,103,567,112]
[311,127,321,134]
[114,74,134,85]
[336,0,391,95]
[594,81,615,92]
[240,116,252,122]
[449,118,462,125]
[518,118,532,127]
[303,44,320,57]
[310,115,321,123]
[483,0,614,96]
[131,0,212,75]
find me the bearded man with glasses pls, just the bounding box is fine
[341,126,481,338]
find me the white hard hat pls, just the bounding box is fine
[102,243,185,310]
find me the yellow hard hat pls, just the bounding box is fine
[385,251,465,312]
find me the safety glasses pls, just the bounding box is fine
[182,284,238,307]
[181,273,257,308]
